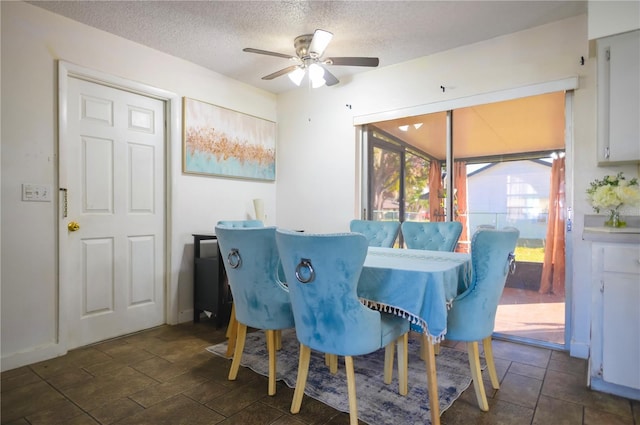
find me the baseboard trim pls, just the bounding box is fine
[1,343,67,372]
[591,377,640,401]
[569,340,589,359]
[178,308,195,324]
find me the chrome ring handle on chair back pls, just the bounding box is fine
[295,258,315,283]
[507,252,517,275]
[227,248,242,269]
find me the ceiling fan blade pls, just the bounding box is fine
[262,65,300,80]
[243,47,294,60]
[326,57,379,67]
[309,29,333,57]
[321,66,339,86]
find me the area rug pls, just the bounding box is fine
[207,330,483,425]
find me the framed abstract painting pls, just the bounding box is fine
[182,97,276,181]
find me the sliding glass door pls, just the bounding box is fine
[457,155,566,346]
[362,91,569,348]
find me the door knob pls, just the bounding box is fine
[68,221,80,232]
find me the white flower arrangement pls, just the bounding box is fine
[587,172,640,213]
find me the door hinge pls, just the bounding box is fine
[605,47,610,61]
[600,280,604,293]
[604,147,610,159]
[598,364,603,376]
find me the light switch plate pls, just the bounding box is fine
[22,183,52,202]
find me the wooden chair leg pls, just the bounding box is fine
[328,353,338,374]
[291,344,311,414]
[422,334,441,425]
[397,333,409,396]
[228,322,247,380]
[225,303,237,357]
[384,342,395,384]
[344,356,359,425]
[225,303,235,337]
[419,337,440,359]
[482,336,500,390]
[275,329,282,350]
[266,330,277,395]
[324,353,338,373]
[467,341,489,411]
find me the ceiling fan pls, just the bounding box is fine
[243,29,379,87]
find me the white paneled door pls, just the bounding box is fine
[62,77,165,349]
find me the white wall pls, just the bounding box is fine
[588,0,640,39]
[468,161,550,209]
[1,1,277,370]
[3,2,639,370]
[468,162,552,212]
[275,14,639,359]
[467,161,551,239]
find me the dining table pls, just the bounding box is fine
[357,246,472,425]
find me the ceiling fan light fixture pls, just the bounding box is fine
[288,67,305,86]
[308,63,326,88]
[244,29,378,89]
[309,29,333,57]
[311,76,326,88]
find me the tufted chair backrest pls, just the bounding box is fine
[401,221,463,251]
[446,227,520,341]
[276,229,386,356]
[215,225,294,330]
[349,219,400,247]
[216,219,264,228]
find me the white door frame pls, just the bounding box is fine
[58,61,180,351]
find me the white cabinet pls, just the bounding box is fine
[590,242,640,400]
[597,30,640,164]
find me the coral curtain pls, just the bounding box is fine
[539,156,565,295]
[454,161,469,253]
[428,160,443,222]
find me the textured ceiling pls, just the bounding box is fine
[29,0,586,94]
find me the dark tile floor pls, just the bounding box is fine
[2,320,638,425]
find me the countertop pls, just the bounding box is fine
[583,226,640,234]
[583,215,640,243]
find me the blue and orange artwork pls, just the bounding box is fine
[183,98,276,181]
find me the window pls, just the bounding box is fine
[367,128,431,226]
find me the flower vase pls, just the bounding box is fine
[604,209,626,228]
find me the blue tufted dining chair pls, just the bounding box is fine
[445,227,519,411]
[401,220,463,251]
[215,225,295,396]
[216,220,265,355]
[275,229,410,425]
[349,219,400,247]
[401,220,464,342]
